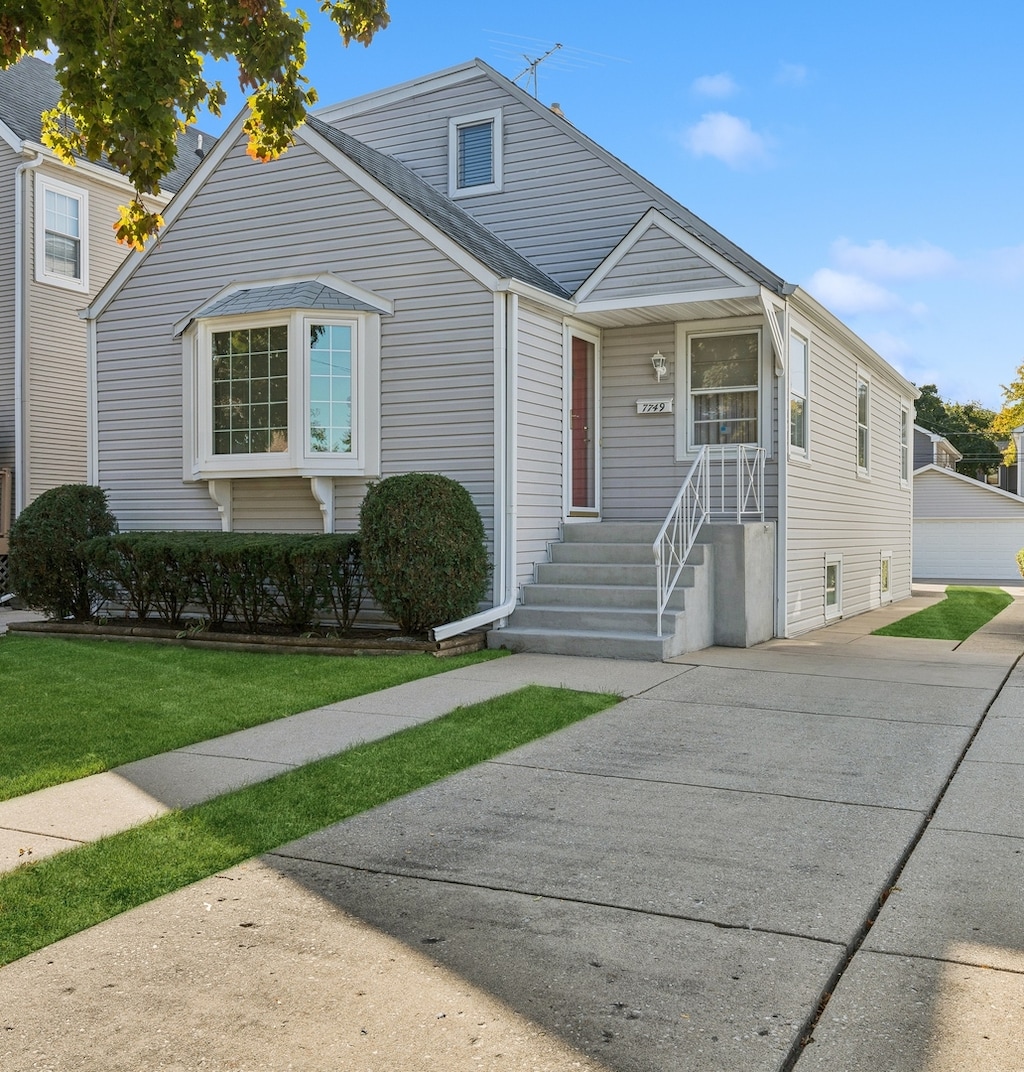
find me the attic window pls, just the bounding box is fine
[449,109,502,197]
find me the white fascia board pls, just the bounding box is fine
[21,140,169,201]
[0,116,22,153]
[298,121,504,294]
[172,270,394,337]
[313,60,485,123]
[81,108,251,323]
[575,207,756,302]
[576,284,760,316]
[790,286,919,399]
[496,278,576,315]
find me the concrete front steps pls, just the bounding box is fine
[487,521,713,661]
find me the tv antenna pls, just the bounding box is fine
[513,43,563,98]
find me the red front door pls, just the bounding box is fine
[570,335,597,513]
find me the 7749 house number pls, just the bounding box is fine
[636,399,674,414]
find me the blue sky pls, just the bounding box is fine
[199,0,1023,411]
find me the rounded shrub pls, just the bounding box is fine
[360,473,490,635]
[9,484,118,619]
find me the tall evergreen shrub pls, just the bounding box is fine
[360,473,490,635]
[9,484,117,619]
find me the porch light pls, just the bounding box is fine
[652,352,667,382]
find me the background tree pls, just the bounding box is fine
[0,1,389,248]
[991,361,1024,464]
[914,383,1003,480]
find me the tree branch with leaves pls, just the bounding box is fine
[0,0,389,249]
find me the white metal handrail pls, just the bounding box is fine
[653,445,765,637]
[654,447,710,637]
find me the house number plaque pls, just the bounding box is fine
[636,399,674,414]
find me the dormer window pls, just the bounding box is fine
[449,109,502,197]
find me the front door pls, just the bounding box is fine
[570,334,598,515]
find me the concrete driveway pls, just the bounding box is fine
[1,593,1023,1071]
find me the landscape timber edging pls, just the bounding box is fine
[6,620,487,658]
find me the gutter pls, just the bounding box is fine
[13,152,44,514]
[432,291,519,641]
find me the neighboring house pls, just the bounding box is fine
[913,424,1024,582]
[913,423,962,471]
[0,56,210,576]
[84,60,917,658]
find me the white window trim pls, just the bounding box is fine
[824,553,843,620]
[448,108,503,197]
[35,172,89,292]
[675,318,770,461]
[186,308,380,481]
[856,369,871,478]
[788,326,810,460]
[899,403,911,487]
[880,551,893,604]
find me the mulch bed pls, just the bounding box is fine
[6,619,487,658]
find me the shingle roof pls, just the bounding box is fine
[195,281,386,319]
[0,55,212,194]
[305,115,572,301]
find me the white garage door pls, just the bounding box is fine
[914,518,1024,581]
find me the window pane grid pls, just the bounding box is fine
[308,324,353,454]
[212,326,288,455]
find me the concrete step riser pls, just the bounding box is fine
[522,584,686,611]
[551,542,663,565]
[505,605,684,635]
[562,522,666,544]
[537,562,683,587]
[487,628,677,661]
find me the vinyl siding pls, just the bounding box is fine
[516,300,565,584]
[914,468,1024,518]
[334,73,760,295]
[231,477,322,532]
[95,135,497,544]
[0,144,17,478]
[600,321,780,521]
[585,225,737,302]
[24,163,138,502]
[785,330,914,635]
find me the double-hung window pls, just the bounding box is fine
[189,306,380,480]
[899,405,910,485]
[789,330,809,455]
[856,373,870,475]
[686,329,761,449]
[448,109,502,197]
[35,174,88,292]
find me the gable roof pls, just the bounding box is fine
[319,59,790,296]
[194,280,389,320]
[0,55,212,194]
[304,116,572,301]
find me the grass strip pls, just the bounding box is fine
[872,586,1013,641]
[0,635,503,801]
[0,685,618,966]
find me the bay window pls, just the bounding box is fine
[188,307,379,479]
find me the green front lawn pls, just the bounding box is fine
[0,635,504,801]
[872,586,1013,641]
[0,685,619,966]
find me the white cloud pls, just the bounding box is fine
[832,238,956,280]
[692,73,738,98]
[980,244,1024,283]
[685,112,769,168]
[775,63,808,86]
[804,269,904,315]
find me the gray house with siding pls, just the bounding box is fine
[85,60,917,658]
[0,56,209,577]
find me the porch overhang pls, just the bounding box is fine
[572,290,763,329]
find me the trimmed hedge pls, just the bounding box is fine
[81,532,365,633]
[9,485,118,619]
[360,473,490,635]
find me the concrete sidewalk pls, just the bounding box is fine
[1,592,1023,1071]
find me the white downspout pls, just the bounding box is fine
[774,301,789,639]
[431,291,519,640]
[13,154,44,514]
